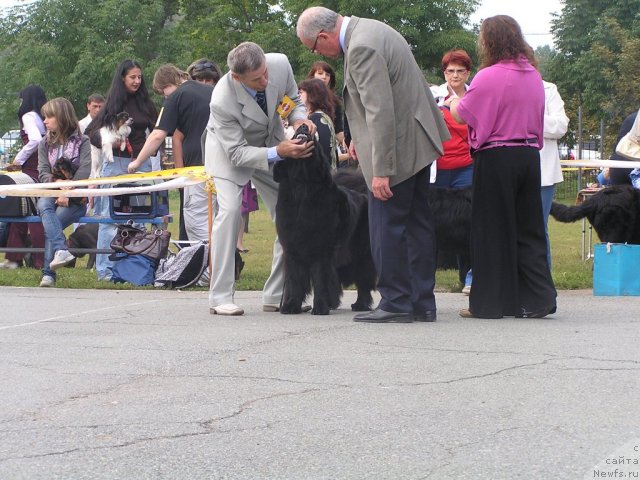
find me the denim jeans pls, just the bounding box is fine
[95,154,151,280]
[37,196,86,279]
[540,184,556,270]
[433,165,474,189]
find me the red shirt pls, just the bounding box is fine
[438,106,472,170]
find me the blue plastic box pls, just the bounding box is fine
[593,243,640,296]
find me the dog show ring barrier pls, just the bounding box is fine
[561,159,640,261]
[0,167,209,258]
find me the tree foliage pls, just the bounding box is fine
[0,0,479,132]
[548,0,640,151]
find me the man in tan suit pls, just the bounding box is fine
[204,42,314,316]
[297,7,450,323]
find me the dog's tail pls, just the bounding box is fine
[550,201,595,223]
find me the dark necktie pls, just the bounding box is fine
[256,90,268,116]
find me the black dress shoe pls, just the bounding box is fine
[414,310,437,322]
[353,308,413,323]
[516,305,557,318]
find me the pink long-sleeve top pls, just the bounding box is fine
[456,58,545,152]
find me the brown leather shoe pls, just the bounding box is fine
[459,308,475,318]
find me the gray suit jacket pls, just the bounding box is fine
[204,53,307,186]
[343,17,450,189]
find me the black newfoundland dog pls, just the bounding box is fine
[429,185,472,284]
[273,124,376,315]
[550,184,640,244]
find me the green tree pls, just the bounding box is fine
[282,0,480,83]
[548,0,640,152]
[0,0,481,133]
[0,0,174,132]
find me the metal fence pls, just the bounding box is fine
[555,167,601,201]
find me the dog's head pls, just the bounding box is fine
[292,123,313,144]
[52,157,76,180]
[115,111,132,126]
[113,112,133,135]
[273,123,331,185]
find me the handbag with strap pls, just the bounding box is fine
[110,221,171,261]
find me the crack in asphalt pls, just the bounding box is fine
[0,386,336,462]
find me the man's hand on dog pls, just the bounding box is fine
[277,119,317,159]
[276,138,314,159]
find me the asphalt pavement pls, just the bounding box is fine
[1,286,639,479]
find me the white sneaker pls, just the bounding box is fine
[209,303,244,316]
[462,285,471,296]
[39,275,55,287]
[0,260,19,269]
[49,250,75,270]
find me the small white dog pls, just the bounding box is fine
[90,111,133,178]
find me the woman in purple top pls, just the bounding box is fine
[449,15,557,319]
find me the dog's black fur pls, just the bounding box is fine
[273,124,376,315]
[341,174,472,284]
[67,223,99,269]
[51,157,76,181]
[550,184,640,244]
[430,186,472,284]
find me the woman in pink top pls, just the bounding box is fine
[449,15,557,319]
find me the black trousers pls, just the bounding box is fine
[368,166,436,314]
[469,147,557,318]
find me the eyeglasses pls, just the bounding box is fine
[444,68,468,76]
[310,30,324,54]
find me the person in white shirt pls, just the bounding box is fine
[540,80,569,268]
[78,93,105,133]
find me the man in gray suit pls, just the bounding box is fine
[204,42,315,316]
[297,7,450,323]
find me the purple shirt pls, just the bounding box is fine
[457,58,544,151]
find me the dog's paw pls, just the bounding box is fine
[280,304,302,314]
[351,302,372,312]
[311,307,330,315]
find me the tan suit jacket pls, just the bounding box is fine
[204,53,307,186]
[343,17,450,189]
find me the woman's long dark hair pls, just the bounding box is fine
[89,59,157,131]
[305,61,342,117]
[298,78,335,121]
[17,85,47,127]
[479,15,537,69]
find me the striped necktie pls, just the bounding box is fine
[256,90,268,116]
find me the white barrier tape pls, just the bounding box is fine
[0,166,207,191]
[560,159,640,168]
[0,175,204,198]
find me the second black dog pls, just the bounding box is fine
[67,223,99,269]
[273,125,375,315]
[429,185,472,284]
[550,184,640,244]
